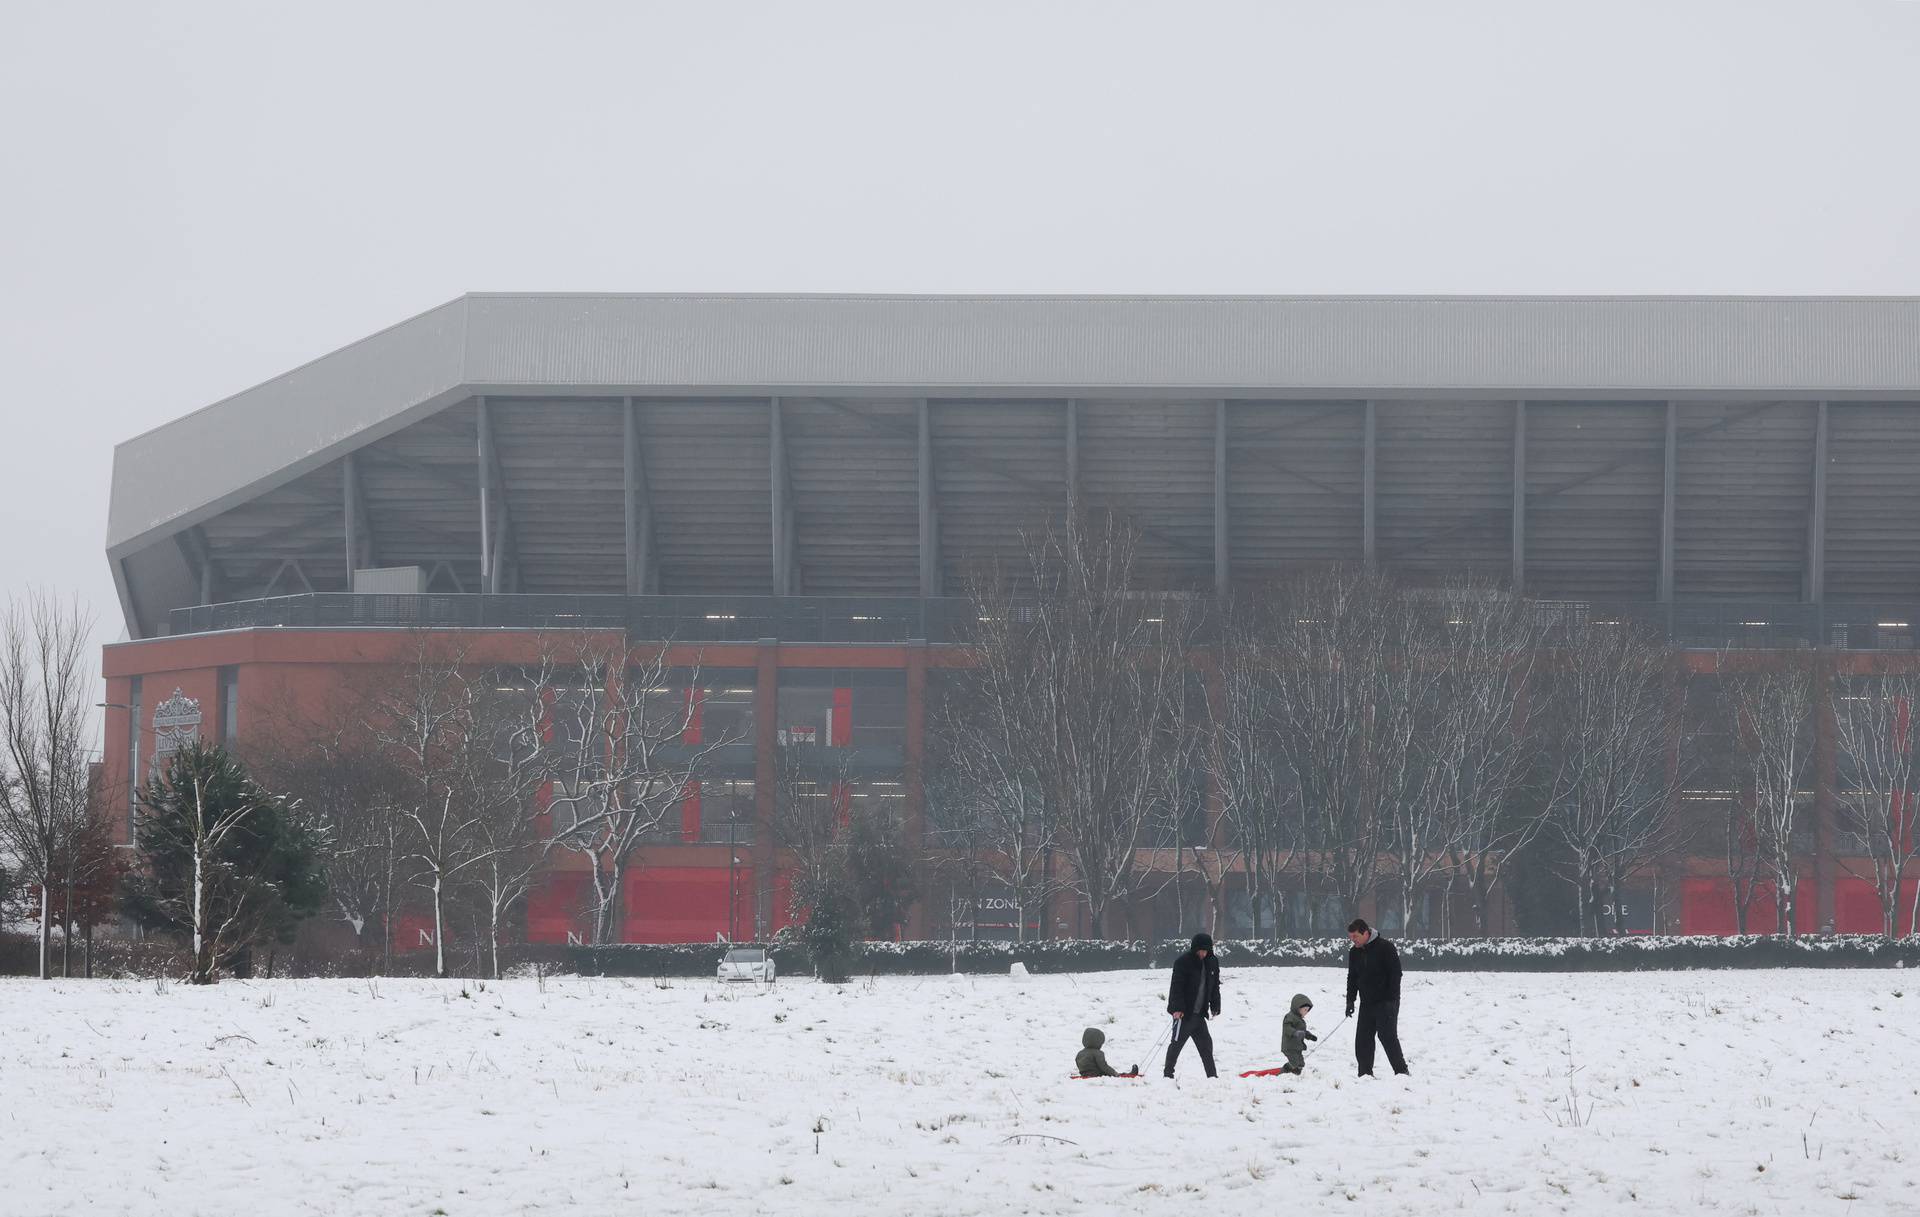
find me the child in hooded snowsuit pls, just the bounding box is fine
[1279,994,1317,1075]
[1074,1027,1138,1078]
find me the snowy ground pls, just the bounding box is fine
[2,968,1915,1216]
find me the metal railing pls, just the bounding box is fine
[166,592,1920,651]
[169,593,978,644]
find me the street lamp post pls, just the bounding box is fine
[726,798,741,944]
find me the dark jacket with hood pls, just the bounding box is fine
[1166,933,1223,1019]
[1346,930,1402,1009]
[1075,1027,1121,1077]
[1281,994,1318,1056]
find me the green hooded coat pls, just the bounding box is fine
[1075,1027,1120,1077]
[1281,993,1318,1056]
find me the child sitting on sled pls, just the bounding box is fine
[1280,993,1318,1074]
[1074,1027,1139,1078]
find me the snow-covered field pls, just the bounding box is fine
[2,967,1914,1216]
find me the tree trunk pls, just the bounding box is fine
[431,872,446,978]
[37,884,50,981]
[489,894,503,980]
[192,836,216,984]
[84,921,94,980]
[61,882,73,978]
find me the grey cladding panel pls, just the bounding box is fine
[1525,402,1665,600]
[491,398,626,593]
[1226,401,1365,573]
[1078,399,1215,588]
[1828,403,1920,599]
[1375,401,1512,584]
[931,399,1068,590]
[784,397,919,595]
[1673,401,1813,600]
[638,400,773,594]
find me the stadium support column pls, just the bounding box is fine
[770,397,795,594]
[1065,398,1080,505]
[624,398,654,595]
[1806,400,1828,606]
[918,398,940,596]
[1511,400,1527,595]
[343,451,373,586]
[1362,400,1377,566]
[754,639,778,938]
[478,396,494,591]
[1659,401,1676,607]
[1214,399,1229,596]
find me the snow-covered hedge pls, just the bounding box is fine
[560,934,1920,978]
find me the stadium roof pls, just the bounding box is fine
[108,294,1920,636]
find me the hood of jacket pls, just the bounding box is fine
[1190,932,1214,954]
[1081,1027,1105,1050]
[1290,993,1313,1015]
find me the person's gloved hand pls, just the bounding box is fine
[1345,1002,1355,1018]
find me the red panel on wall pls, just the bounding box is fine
[391,911,440,953]
[621,866,753,944]
[1679,878,1819,936]
[1834,876,1920,935]
[770,869,796,935]
[680,781,702,844]
[526,871,591,945]
[831,688,852,747]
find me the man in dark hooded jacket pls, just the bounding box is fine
[1164,932,1222,1078]
[1345,918,1409,1077]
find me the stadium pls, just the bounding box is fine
[102,294,1920,946]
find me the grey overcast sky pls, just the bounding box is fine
[3,1,1918,659]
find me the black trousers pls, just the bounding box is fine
[1355,999,1409,1076]
[1164,1016,1217,1077]
[1280,1046,1305,1075]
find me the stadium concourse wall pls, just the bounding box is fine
[9,933,1920,980]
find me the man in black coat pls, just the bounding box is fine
[1345,918,1409,1077]
[1164,932,1222,1078]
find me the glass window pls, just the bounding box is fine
[776,669,905,750]
[667,667,755,746]
[218,666,239,746]
[698,778,756,845]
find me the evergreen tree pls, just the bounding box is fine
[795,868,856,984]
[843,800,919,938]
[122,741,326,983]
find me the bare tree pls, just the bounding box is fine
[1721,657,1817,937]
[455,663,567,977]
[926,678,1059,942]
[49,767,120,977]
[960,507,1194,939]
[1264,566,1424,924]
[544,635,720,945]
[249,724,406,963]
[365,634,557,975]
[1542,620,1691,936]
[1832,670,1920,938]
[0,591,95,980]
[1427,584,1547,937]
[1205,597,1299,940]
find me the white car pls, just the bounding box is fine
[716,947,776,983]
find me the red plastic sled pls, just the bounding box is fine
[1070,1073,1143,1080]
[1238,1067,1294,1078]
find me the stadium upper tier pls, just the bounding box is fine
[108,294,1920,638]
